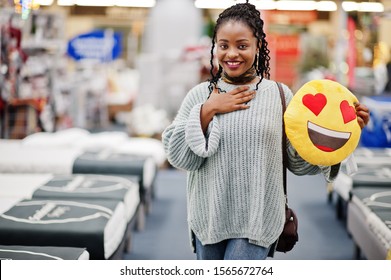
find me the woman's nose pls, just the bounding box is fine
[227,48,238,58]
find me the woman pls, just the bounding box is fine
[162,1,369,260]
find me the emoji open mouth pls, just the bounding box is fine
[307,121,351,152]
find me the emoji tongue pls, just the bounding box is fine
[314,144,334,152]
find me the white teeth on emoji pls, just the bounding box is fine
[307,121,351,152]
[307,122,350,140]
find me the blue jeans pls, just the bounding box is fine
[195,236,270,260]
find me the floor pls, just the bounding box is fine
[124,168,360,260]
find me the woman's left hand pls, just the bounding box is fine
[355,102,370,129]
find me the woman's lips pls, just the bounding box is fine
[225,61,242,70]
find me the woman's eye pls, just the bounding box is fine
[219,45,228,50]
[238,45,247,50]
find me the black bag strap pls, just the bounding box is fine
[276,82,288,199]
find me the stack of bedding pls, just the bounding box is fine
[0,173,141,259]
[331,147,391,218]
[332,164,391,220]
[0,245,90,260]
[328,147,391,259]
[0,128,166,259]
[0,135,158,217]
[347,186,391,259]
[20,128,167,167]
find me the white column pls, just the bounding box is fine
[333,0,348,85]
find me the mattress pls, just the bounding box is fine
[0,173,54,199]
[20,128,167,167]
[32,174,143,247]
[71,151,156,218]
[333,165,391,202]
[0,141,157,192]
[0,173,140,223]
[0,197,127,260]
[351,147,391,166]
[34,174,139,222]
[0,245,90,260]
[332,146,391,214]
[72,151,156,192]
[21,128,129,151]
[112,137,167,167]
[347,187,391,259]
[0,141,83,174]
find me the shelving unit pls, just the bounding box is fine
[0,8,65,139]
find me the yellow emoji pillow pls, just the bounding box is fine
[284,79,361,166]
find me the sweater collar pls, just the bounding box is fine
[218,78,270,92]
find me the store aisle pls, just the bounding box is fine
[273,171,357,260]
[124,168,358,260]
[124,168,195,260]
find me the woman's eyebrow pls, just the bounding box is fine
[218,39,250,43]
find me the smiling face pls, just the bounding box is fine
[284,79,362,166]
[216,20,258,79]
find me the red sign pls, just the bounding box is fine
[264,10,317,24]
[268,34,300,87]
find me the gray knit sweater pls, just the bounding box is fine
[162,78,339,249]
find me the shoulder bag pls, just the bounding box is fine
[275,81,299,253]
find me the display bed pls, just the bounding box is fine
[0,173,142,258]
[332,165,391,220]
[72,151,156,215]
[20,128,167,168]
[351,147,391,166]
[0,245,90,260]
[347,186,391,260]
[0,197,127,260]
[31,174,143,249]
[0,141,156,219]
[331,146,391,220]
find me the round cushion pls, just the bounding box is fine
[284,79,361,166]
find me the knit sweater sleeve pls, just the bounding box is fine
[162,83,220,171]
[286,142,340,182]
[185,104,220,157]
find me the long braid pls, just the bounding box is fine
[208,1,271,96]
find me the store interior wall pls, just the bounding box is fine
[1,1,391,139]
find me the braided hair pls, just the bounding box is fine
[208,0,271,94]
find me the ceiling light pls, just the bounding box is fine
[194,0,338,11]
[194,0,278,10]
[317,1,337,11]
[57,0,156,7]
[57,0,74,5]
[276,1,317,11]
[75,0,112,6]
[34,0,54,5]
[115,0,156,8]
[194,0,236,9]
[342,1,384,12]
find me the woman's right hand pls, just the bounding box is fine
[200,86,255,134]
[204,85,256,114]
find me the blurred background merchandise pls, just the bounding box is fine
[0,0,390,140]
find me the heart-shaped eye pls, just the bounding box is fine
[302,93,327,116]
[340,100,356,123]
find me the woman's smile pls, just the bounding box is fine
[225,61,243,70]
